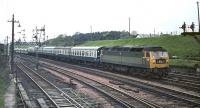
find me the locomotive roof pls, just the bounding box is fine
[102,46,166,51]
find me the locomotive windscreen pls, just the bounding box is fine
[144,47,166,51]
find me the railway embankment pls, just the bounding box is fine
[15,35,200,69]
[82,35,200,68]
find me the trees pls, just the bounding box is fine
[46,31,136,46]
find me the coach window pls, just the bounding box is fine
[90,51,92,57]
[77,50,79,56]
[94,51,97,57]
[86,51,88,57]
[91,51,94,57]
[89,51,91,57]
[85,51,87,56]
[82,50,84,56]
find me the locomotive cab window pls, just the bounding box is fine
[146,52,150,57]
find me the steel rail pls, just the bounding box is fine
[42,63,162,108]
[16,62,83,108]
[40,59,200,107]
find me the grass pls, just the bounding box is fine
[0,77,6,107]
[0,56,9,108]
[82,36,200,67]
[170,59,200,68]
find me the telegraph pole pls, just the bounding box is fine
[8,14,19,74]
[33,25,45,70]
[21,29,26,43]
[43,25,45,45]
[197,1,200,32]
[35,26,39,70]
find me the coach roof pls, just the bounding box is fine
[71,46,101,50]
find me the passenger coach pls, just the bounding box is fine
[70,46,102,63]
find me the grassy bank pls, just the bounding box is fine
[170,59,200,68]
[82,36,200,67]
[0,56,9,107]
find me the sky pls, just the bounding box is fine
[0,0,198,43]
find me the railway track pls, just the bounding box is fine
[38,58,200,107]
[15,56,58,108]
[40,62,162,108]
[24,59,199,94]
[19,54,200,107]
[167,72,200,83]
[162,72,200,91]
[16,62,85,108]
[160,67,200,91]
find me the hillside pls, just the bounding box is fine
[46,31,132,46]
[82,36,200,67]
[15,35,200,67]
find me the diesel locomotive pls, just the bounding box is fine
[15,45,169,77]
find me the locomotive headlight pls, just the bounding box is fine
[166,59,169,63]
[152,59,156,64]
